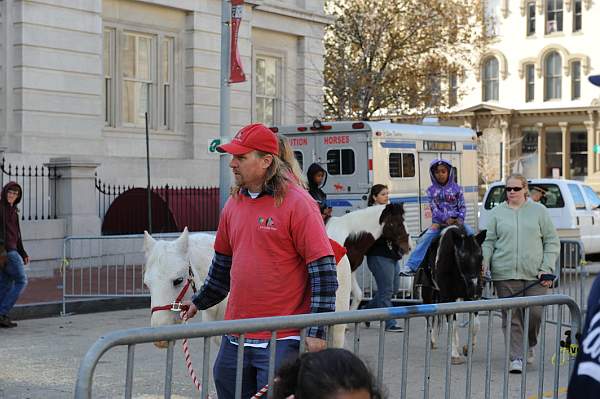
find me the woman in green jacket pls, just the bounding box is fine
[482,173,560,374]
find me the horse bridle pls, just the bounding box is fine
[452,240,481,300]
[151,263,198,314]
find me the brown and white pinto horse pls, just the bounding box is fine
[325,203,412,310]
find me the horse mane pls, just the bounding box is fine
[343,231,376,271]
[326,205,387,244]
[435,225,463,269]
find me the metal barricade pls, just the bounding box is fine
[74,295,581,399]
[61,233,181,315]
[480,240,588,326]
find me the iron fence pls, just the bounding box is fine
[95,174,220,234]
[0,158,59,220]
[74,295,582,399]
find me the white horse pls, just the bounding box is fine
[325,203,413,311]
[144,228,352,348]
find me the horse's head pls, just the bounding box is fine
[379,203,411,255]
[453,228,487,300]
[143,228,192,347]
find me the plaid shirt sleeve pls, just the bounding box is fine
[307,255,338,339]
[191,251,231,310]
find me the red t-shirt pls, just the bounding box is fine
[214,183,333,339]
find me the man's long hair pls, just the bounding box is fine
[230,151,290,206]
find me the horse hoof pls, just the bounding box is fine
[451,356,465,365]
[462,345,469,356]
[431,342,437,350]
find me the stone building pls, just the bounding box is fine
[439,0,600,188]
[0,0,328,187]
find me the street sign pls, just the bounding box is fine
[590,75,600,87]
[594,144,600,154]
[208,138,221,153]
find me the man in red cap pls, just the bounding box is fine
[183,123,337,399]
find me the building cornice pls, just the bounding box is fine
[254,2,333,25]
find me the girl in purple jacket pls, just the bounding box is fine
[400,159,474,275]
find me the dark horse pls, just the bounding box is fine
[415,225,486,364]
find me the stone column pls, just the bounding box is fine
[560,122,570,179]
[585,120,596,175]
[45,157,101,236]
[500,119,510,179]
[510,124,521,172]
[536,123,546,178]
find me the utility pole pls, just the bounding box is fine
[219,0,232,210]
[145,112,152,234]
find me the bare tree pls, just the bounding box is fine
[324,0,488,120]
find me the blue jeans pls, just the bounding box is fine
[365,255,398,329]
[405,224,475,272]
[213,337,299,399]
[0,251,28,316]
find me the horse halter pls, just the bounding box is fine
[151,263,198,314]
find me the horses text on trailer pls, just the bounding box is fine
[274,120,479,236]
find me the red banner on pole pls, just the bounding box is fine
[229,0,246,83]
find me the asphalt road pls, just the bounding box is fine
[0,304,575,399]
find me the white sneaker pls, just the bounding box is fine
[527,348,535,365]
[509,358,523,374]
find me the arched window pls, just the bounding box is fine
[482,57,499,101]
[544,51,562,100]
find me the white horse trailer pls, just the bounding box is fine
[276,120,479,236]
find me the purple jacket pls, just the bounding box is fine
[426,159,466,225]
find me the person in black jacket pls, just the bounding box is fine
[568,274,600,398]
[0,182,29,328]
[363,184,404,332]
[307,163,332,221]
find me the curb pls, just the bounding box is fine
[11,297,150,320]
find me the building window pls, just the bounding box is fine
[122,32,153,127]
[255,55,281,126]
[526,1,536,36]
[525,64,535,102]
[573,0,582,32]
[545,0,563,33]
[544,51,562,100]
[545,130,562,177]
[448,72,458,106]
[103,27,175,130]
[389,153,416,178]
[571,61,581,100]
[427,74,441,107]
[103,28,114,126]
[570,131,587,178]
[161,38,173,128]
[482,57,499,102]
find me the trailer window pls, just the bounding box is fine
[293,151,303,171]
[389,153,415,178]
[327,149,355,175]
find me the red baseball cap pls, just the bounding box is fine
[217,123,279,155]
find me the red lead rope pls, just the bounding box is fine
[150,265,269,398]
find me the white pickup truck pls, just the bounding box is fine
[479,178,600,255]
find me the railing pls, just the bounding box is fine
[0,158,59,220]
[95,175,220,234]
[74,295,582,399]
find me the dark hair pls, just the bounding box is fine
[272,348,383,399]
[368,184,388,206]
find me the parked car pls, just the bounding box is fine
[479,178,600,255]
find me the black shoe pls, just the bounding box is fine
[364,321,371,328]
[399,269,416,277]
[0,315,17,328]
[385,325,404,333]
